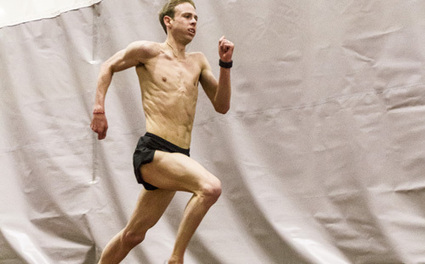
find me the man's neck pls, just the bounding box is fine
[165,37,187,59]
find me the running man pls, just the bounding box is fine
[90,0,234,263]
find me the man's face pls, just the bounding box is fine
[169,3,198,42]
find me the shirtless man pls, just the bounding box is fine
[90,0,234,263]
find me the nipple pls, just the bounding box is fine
[162,77,167,82]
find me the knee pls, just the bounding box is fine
[121,229,146,249]
[200,177,222,205]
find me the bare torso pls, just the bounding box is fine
[135,42,204,149]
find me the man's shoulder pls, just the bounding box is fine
[188,51,208,65]
[188,51,206,58]
[128,40,160,48]
[127,40,162,59]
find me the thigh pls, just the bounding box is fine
[141,150,219,194]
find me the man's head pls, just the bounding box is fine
[159,0,196,34]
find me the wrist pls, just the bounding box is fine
[93,105,105,114]
[93,110,105,114]
[219,59,233,69]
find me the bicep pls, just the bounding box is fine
[106,41,151,73]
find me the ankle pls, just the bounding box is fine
[167,256,183,264]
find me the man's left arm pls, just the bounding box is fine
[200,36,234,114]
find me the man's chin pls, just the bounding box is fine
[183,37,194,45]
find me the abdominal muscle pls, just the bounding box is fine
[143,90,197,149]
[136,53,201,149]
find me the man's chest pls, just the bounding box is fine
[158,56,201,86]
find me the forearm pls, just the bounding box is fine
[215,67,231,114]
[214,36,234,114]
[93,63,113,112]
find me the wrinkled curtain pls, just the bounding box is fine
[0,0,101,27]
[1,0,425,263]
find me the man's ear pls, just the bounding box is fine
[164,16,173,28]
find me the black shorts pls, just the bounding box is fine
[133,132,190,190]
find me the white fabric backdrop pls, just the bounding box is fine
[0,0,101,28]
[1,0,425,263]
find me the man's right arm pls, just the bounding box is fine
[90,41,156,140]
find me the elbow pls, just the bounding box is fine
[101,61,113,74]
[215,104,230,114]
